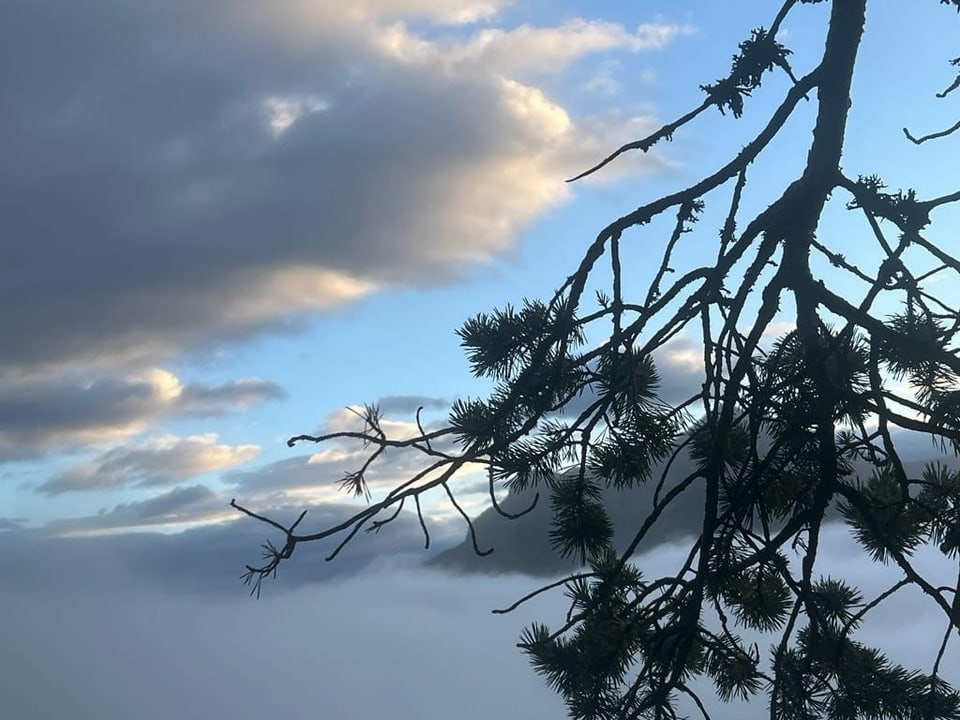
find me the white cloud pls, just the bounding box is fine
[759,319,797,343]
[421,20,694,76]
[229,444,468,504]
[322,405,426,437]
[585,59,626,96]
[375,0,506,25]
[0,369,283,460]
[38,434,261,496]
[272,0,508,28]
[261,94,331,138]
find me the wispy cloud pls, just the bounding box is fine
[37,434,260,496]
[0,370,283,460]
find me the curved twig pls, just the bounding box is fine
[443,482,493,557]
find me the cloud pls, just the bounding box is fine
[226,446,457,503]
[177,377,287,416]
[227,456,345,498]
[39,443,466,536]
[0,0,680,373]
[0,369,283,460]
[73,485,223,531]
[415,20,694,76]
[2,500,463,594]
[759,319,797,343]
[23,388,475,534]
[0,562,568,719]
[227,400,476,499]
[37,434,261,496]
[0,522,956,720]
[357,0,507,25]
[46,484,227,536]
[584,59,627,96]
[376,394,450,416]
[0,517,26,532]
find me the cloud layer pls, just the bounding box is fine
[1,521,956,720]
[38,434,260,496]
[0,369,283,460]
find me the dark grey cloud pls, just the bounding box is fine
[109,484,218,521]
[0,0,674,373]
[376,394,450,417]
[46,484,223,535]
[0,374,166,446]
[883,428,960,462]
[178,378,287,416]
[0,370,282,460]
[0,517,26,532]
[433,450,706,577]
[37,434,260,496]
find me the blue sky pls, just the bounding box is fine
[1,2,960,716]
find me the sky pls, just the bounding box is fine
[1,0,959,717]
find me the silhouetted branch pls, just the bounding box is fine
[493,573,596,615]
[367,498,404,534]
[231,500,307,598]
[414,494,430,550]
[567,0,804,184]
[443,482,493,557]
[904,120,960,144]
[487,464,539,520]
[566,100,711,182]
[415,405,433,452]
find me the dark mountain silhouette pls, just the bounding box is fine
[430,443,960,577]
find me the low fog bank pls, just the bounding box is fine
[0,563,567,719]
[0,501,464,598]
[0,523,957,719]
